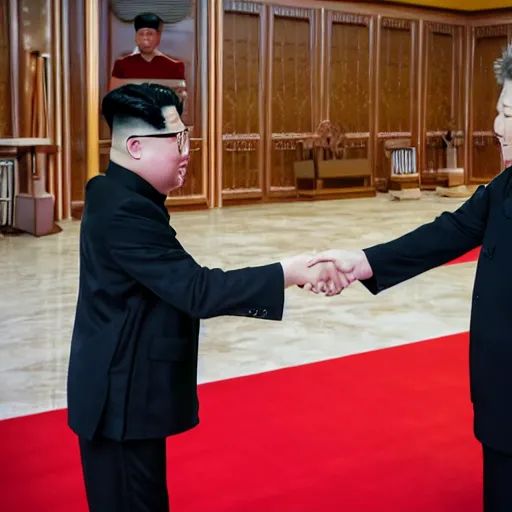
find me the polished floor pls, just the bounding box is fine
[0,193,477,421]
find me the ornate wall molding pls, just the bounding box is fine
[223,140,258,151]
[474,25,508,39]
[273,140,298,151]
[472,130,498,137]
[272,6,312,19]
[223,1,261,14]
[427,130,464,137]
[382,18,411,31]
[344,132,370,139]
[222,132,260,140]
[331,12,370,26]
[427,22,455,35]
[377,132,412,138]
[271,132,316,140]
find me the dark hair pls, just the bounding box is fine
[102,83,183,131]
[134,12,163,32]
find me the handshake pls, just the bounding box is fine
[280,249,374,296]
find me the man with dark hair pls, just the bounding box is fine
[67,82,342,511]
[109,12,187,108]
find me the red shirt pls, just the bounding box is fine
[111,53,185,80]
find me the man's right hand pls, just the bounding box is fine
[303,249,374,294]
[280,254,347,295]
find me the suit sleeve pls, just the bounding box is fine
[107,199,285,320]
[361,182,494,295]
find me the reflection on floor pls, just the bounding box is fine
[0,193,476,420]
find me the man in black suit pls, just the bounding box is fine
[68,83,342,511]
[309,167,512,511]
[307,45,512,512]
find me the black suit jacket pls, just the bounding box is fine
[67,162,285,441]
[360,166,512,453]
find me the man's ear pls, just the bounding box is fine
[126,138,142,160]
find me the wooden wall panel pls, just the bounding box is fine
[0,0,12,137]
[422,23,464,187]
[379,21,413,132]
[469,25,509,181]
[326,13,371,162]
[376,18,415,190]
[222,7,263,199]
[269,7,314,197]
[31,0,512,218]
[426,32,454,130]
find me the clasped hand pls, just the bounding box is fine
[281,250,373,296]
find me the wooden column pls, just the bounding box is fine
[209,0,223,207]
[86,0,99,180]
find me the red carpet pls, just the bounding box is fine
[446,246,481,266]
[0,332,481,512]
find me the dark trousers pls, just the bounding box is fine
[79,436,169,512]
[483,444,512,512]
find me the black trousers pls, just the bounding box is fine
[483,444,512,512]
[79,436,169,512]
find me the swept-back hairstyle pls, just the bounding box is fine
[494,44,512,85]
[102,83,183,133]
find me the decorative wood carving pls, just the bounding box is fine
[427,22,455,35]
[474,25,508,39]
[378,132,412,138]
[331,12,370,26]
[224,0,261,14]
[382,18,411,30]
[271,7,312,19]
[223,139,258,152]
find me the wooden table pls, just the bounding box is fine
[0,138,59,236]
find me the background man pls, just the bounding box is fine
[109,12,187,110]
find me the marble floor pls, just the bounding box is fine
[0,192,477,421]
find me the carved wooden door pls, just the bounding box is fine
[422,22,465,188]
[469,25,510,182]
[222,1,266,203]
